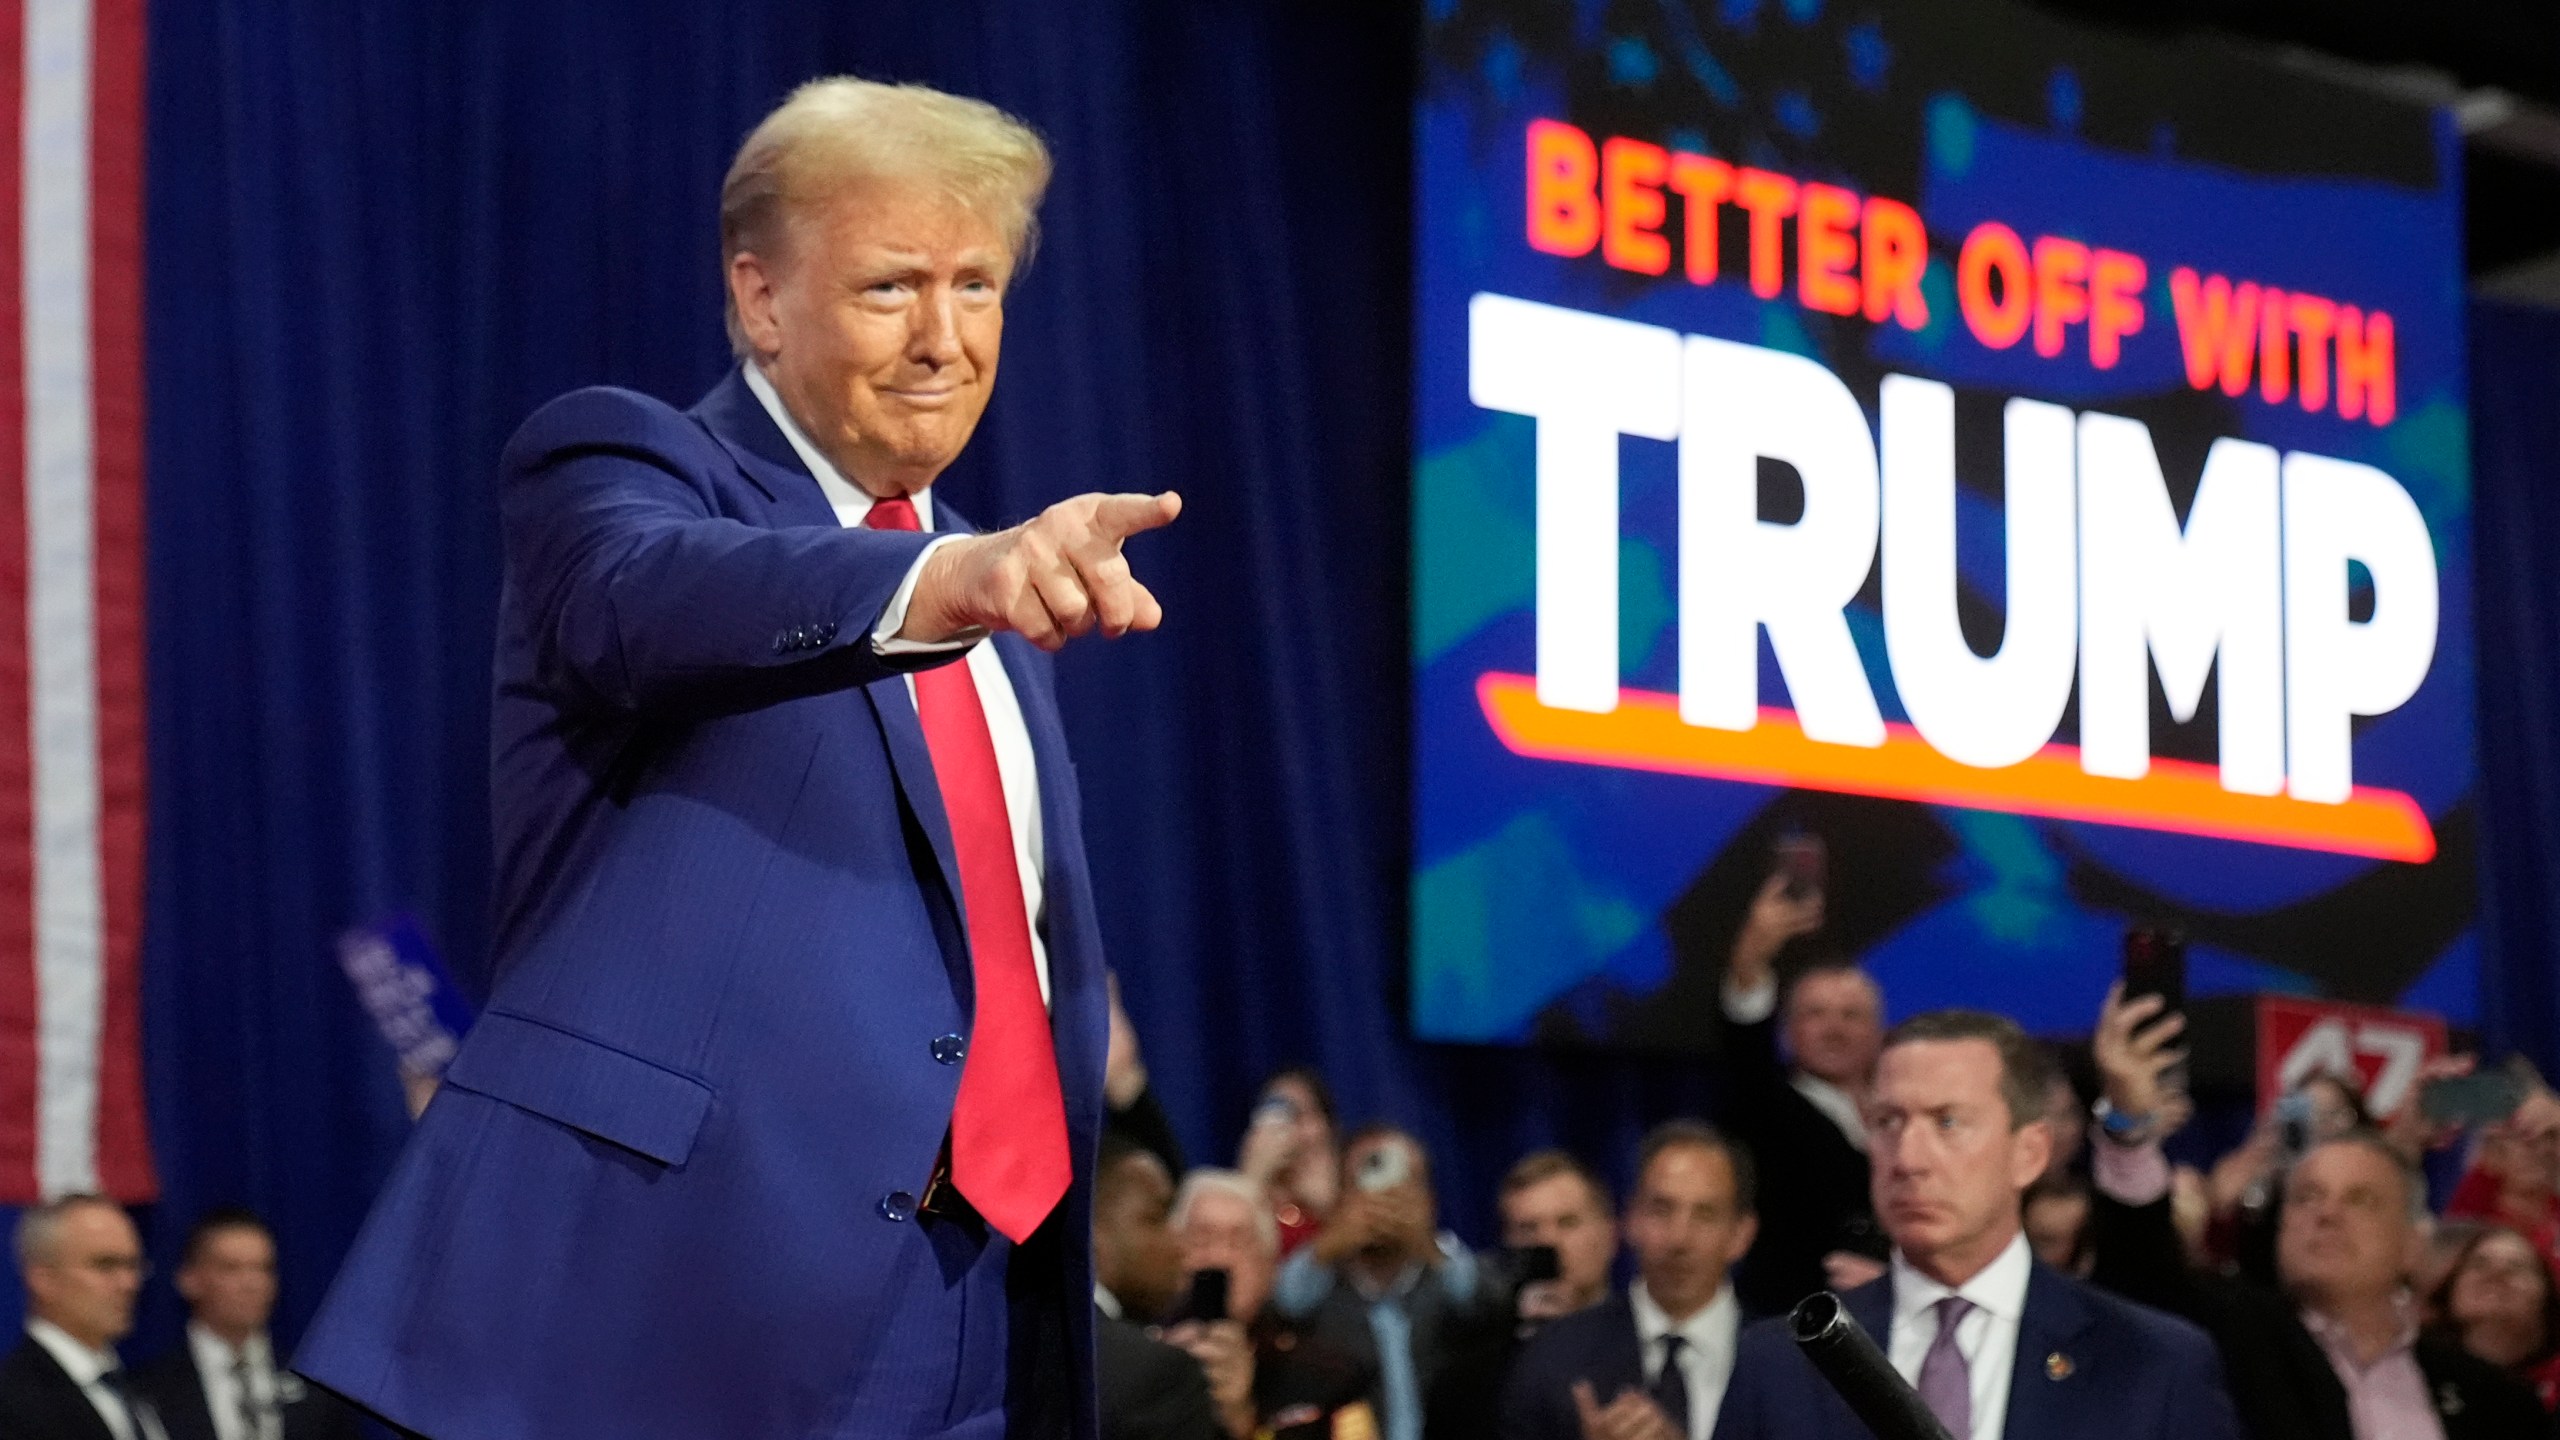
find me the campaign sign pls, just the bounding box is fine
[1412,0,2471,1048]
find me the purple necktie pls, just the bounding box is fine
[1916,1296,1974,1438]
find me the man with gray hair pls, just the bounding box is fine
[2087,984,2543,1440]
[1,1195,159,1440]
[296,76,1177,1440]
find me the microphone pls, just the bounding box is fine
[1789,1292,1956,1440]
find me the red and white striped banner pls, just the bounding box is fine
[0,0,150,1205]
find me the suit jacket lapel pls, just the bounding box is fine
[1845,1276,1894,1350]
[692,367,975,995]
[690,366,838,526]
[2003,1263,2096,1439]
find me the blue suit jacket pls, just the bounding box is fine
[1709,1262,2242,1440]
[1496,1293,1647,1440]
[296,370,1112,1440]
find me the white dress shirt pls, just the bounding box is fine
[1886,1233,2033,1440]
[743,364,1051,1005]
[25,1318,153,1440]
[1630,1280,1742,1440]
[188,1323,282,1440]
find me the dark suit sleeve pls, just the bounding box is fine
[1707,1323,1778,1440]
[1495,1334,1575,1440]
[2087,1187,2208,1322]
[500,386,946,718]
[2155,1319,2248,1440]
[1098,1317,1222,1440]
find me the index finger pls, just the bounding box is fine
[1092,491,1182,540]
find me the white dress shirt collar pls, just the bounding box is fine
[1629,1280,1742,1440]
[187,1323,277,1440]
[1886,1231,2033,1440]
[26,1319,143,1440]
[1094,1284,1124,1320]
[1791,1073,1870,1153]
[741,362,936,532]
[1890,1229,2032,1330]
[26,1317,117,1387]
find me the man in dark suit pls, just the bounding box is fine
[1,1196,155,1440]
[1713,875,1888,1313]
[295,76,1178,1440]
[2086,986,2545,1440]
[1713,1010,2242,1440]
[1093,1138,1221,1440]
[133,1210,356,1440]
[1501,1121,1758,1440]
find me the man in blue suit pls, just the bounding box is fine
[1712,1011,2240,1440]
[295,77,1179,1440]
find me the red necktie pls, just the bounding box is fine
[868,496,1070,1242]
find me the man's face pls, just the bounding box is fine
[732,175,1010,497]
[177,1226,278,1341]
[1094,1153,1186,1321]
[1868,1039,2048,1281]
[1623,1145,1757,1321]
[1788,970,1884,1088]
[1500,1172,1619,1310]
[2278,1141,2418,1313]
[23,1204,144,1351]
[1176,1186,1276,1324]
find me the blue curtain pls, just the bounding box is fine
[2473,302,2560,1071]
[1,0,2552,1361]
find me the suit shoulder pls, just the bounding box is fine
[1513,1298,1632,1373]
[2069,1272,2222,1361]
[501,386,712,477]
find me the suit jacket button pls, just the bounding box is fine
[878,1191,917,1223]
[931,1034,967,1065]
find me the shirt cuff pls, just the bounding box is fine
[1723,973,1779,1024]
[2091,1135,2174,1207]
[870,535,983,655]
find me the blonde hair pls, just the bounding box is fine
[719,77,1052,356]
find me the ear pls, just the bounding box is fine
[1728,1212,1761,1268]
[2010,1120,2055,1191]
[727,251,786,360]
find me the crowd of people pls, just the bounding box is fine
[3,1203,359,1440]
[1090,873,2560,1440]
[13,870,2560,1440]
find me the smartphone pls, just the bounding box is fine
[2420,1067,2530,1127]
[1178,1268,1230,1324]
[2275,1092,2317,1158]
[1354,1140,1412,1193]
[1509,1245,1562,1286]
[1775,831,1827,901]
[2121,926,2188,1017]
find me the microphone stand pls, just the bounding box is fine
[1789,1293,1956,1440]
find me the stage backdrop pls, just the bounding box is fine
[1,0,2556,1364]
[1413,0,2477,1049]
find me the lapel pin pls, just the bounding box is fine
[2045,1352,2075,1381]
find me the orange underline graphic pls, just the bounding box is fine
[1475,672,2436,863]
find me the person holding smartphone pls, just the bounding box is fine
[1271,1126,1497,1440]
[1714,840,1891,1313]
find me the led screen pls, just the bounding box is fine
[1412,0,2471,1047]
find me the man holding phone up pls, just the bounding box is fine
[1273,1127,1498,1440]
[1715,835,1892,1311]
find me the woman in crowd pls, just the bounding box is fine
[1239,1066,1341,1255]
[2427,1222,2560,1411]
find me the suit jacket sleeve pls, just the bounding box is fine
[2087,1187,2207,1323]
[500,386,946,718]
[2155,1319,2248,1440]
